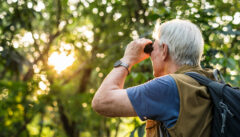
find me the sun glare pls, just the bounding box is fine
[48,52,75,74]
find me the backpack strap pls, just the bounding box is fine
[158,122,170,137]
[185,72,225,101]
[213,69,226,84]
[185,72,212,86]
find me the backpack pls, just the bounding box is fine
[185,70,240,137]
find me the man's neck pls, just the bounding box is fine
[161,62,181,76]
[167,62,181,74]
[154,57,182,77]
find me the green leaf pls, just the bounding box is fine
[138,124,146,137]
[130,128,136,137]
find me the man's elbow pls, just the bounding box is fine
[91,96,113,116]
[91,98,100,113]
[92,97,105,115]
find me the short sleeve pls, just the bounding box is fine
[126,75,179,128]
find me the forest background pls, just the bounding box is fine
[0,0,239,137]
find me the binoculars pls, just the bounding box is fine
[144,42,153,54]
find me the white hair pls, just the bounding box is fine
[153,19,204,66]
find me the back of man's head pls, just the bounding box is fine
[154,19,204,66]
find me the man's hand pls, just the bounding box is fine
[121,38,152,70]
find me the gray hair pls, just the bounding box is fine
[153,19,204,66]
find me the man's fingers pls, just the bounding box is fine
[141,38,152,46]
[134,38,152,47]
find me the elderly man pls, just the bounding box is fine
[92,19,213,137]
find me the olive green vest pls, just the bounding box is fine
[146,66,214,137]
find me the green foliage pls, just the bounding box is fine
[129,124,145,137]
[0,0,239,137]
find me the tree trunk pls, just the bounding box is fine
[57,99,79,137]
[77,67,92,93]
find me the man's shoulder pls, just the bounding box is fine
[154,75,176,85]
[169,73,201,87]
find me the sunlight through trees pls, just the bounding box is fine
[0,0,239,137]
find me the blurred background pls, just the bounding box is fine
[0,0,239,137]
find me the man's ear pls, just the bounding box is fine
[162,43,168,61]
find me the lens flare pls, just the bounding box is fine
[48,52,75,74]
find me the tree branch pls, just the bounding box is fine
[57,99,78,137]
[56,0,62,27]
[62,61,87,85]
[23,0,66,81]
[23,25,67,81]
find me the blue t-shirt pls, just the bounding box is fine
[126,75,180,128]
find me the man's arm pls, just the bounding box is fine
[92,38,152,117]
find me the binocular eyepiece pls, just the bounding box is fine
[144,42,153,54]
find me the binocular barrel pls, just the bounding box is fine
[144,43,153,54]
